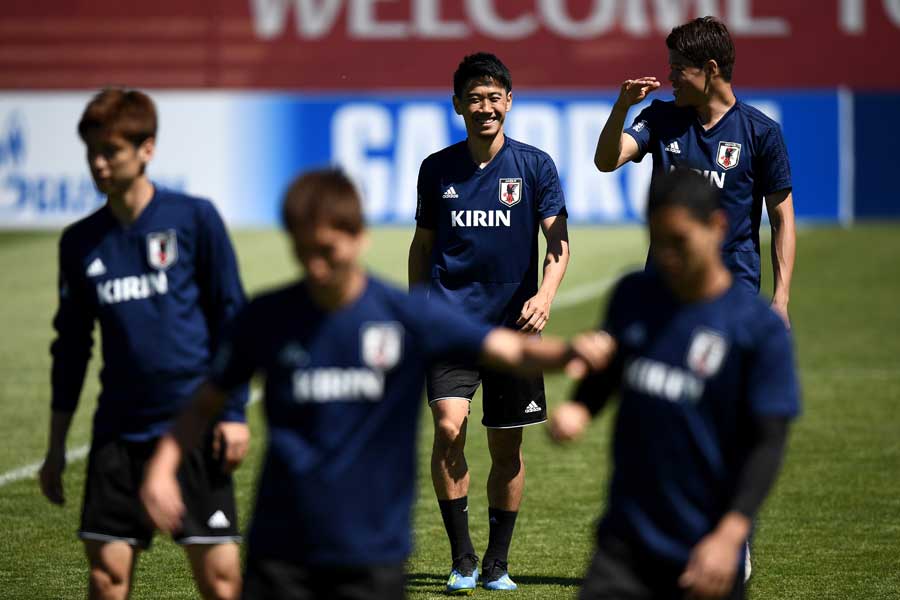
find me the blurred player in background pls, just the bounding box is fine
[549,169,800,600]
[39,89,249,600]
[594,16,796,327]
[408,52,570,593]
[140,169,597,600]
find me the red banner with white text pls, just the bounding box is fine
[2,0,898,90]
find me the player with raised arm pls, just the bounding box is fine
[408,51,570,594]
[549,170,801,600]
[141,169,595,600]
[594,16,795,326]
[38,89,249,600]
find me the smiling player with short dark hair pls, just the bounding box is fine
[408,52,570,593]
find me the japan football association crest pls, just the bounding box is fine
[146,230,178,270]
[499,178,522,207]
[686,328,729,378]
[361,322,404,371]
[716,141,741,170]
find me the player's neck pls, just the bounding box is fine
[695,86,736,129]
[106,176,155,225]
[308,267,367,311]
[466,131,505,168]
[676,263,733,303]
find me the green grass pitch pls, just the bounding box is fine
[0,225,898,599]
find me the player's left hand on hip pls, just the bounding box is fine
[517,295,551,333]
[213,422,250,473]
[679,530,742,600]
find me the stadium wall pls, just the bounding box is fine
[0,89,864,228]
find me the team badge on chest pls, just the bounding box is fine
[716,141,741,170]
[146,230,178,270]
[361,322,404,370]
[499,178,522,207]
[686,328,729,378]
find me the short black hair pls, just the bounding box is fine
[666,16,736,82]
[453,52,512,98]
[647,169,721,222]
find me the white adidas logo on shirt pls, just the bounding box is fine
[86,257,106,277]
[665,141,681,154]
[207,510,231,529]
[442,186,459,199]
[524,401,542,414]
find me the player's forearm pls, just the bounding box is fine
[770,216,795,305]
[46,411,75,457]
[407,241,431,287]
[482,329,572,374]
[170,382,228,453]
[729,417,790,520]
[538,241,569,304]
[595,103,630,171]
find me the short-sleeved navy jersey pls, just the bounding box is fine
[625,100,792,287]
[50,187,248,441]
[575,270,800,565]
[416,137,567,327]
[209,276,491,566]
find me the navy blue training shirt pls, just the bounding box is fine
[50,187,248,441]
[625,99,792,289]
[575,270,800,565]
[208,276,492,566]
[416,137,567,327]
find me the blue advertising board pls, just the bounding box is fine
[0,90,845,228]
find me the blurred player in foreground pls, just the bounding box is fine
[39,89,249,600]
[141,169,599,600]
[549,169,800,600]
[594,16,796,327]
[409,51,569,593]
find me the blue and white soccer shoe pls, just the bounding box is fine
[482,559,518,591]
[446,555,479,595]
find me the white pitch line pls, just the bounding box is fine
[0,278,617,490]
[0,389,262,489]
[553,277,616,309]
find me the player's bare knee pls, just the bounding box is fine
[433,416,466,452]
[88,566,128,600]
[487,428,523,458]
[197,572,240,600]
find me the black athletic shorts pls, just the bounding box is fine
[79,433,241,549]
[426,360,546,428]
[242,557,405,600]
[579,532,745,600]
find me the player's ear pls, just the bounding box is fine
[357,231,371,255]
[138,137,156,163]
[452,95,462,116]
[704,59,720,80]
[506,91,513,111]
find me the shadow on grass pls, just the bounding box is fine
[406,572,583,589]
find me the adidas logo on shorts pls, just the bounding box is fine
[207,510,231,529]
[524,401,541,414]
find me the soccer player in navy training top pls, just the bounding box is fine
[408,51,570,594]
[594,16,796,327]
[38,89,249,600]
[549,169,801,600]
[140,169,596,600]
